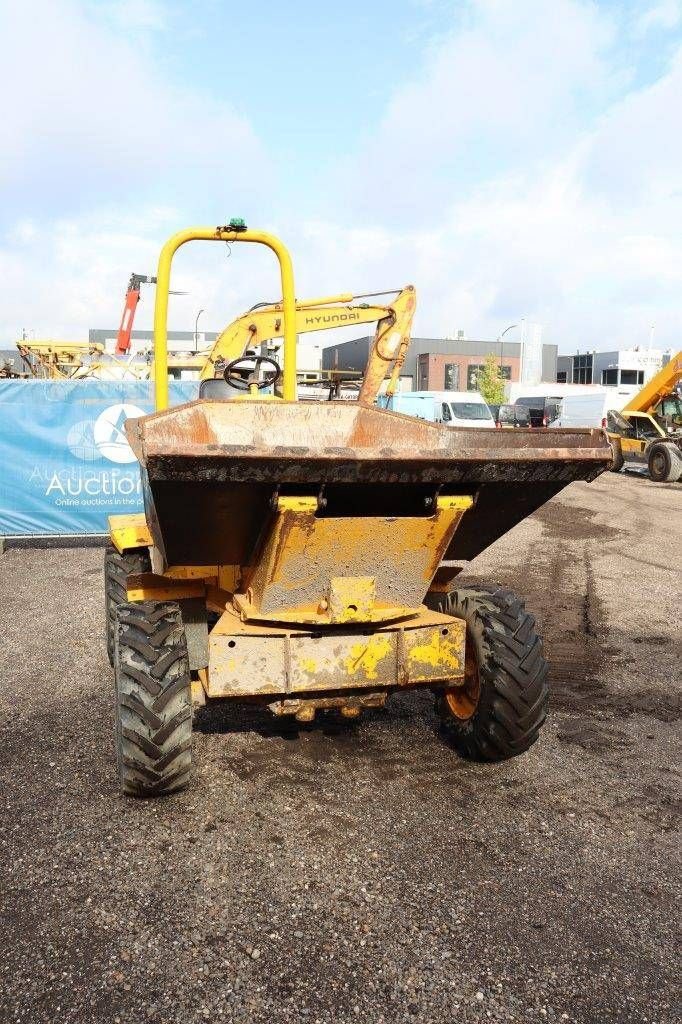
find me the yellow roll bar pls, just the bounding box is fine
[153,226,297,411]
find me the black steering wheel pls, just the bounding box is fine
[222,354,282,392]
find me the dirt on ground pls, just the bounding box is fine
[0,469,680,1024]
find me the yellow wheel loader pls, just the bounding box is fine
[104,222,612,797]
[607,352,682,482]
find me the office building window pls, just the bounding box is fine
[500,365,512,380]
[467,365,484,391]
[444,364,460,390]
[417,355,429,389]
[602,369,618,386]
[620,370,644,385]
[572,353,593,385]
[557,371,567,383]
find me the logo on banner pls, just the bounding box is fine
[93,403,145,463]
[67,404,145,464]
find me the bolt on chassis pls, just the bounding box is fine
[105,223,612,796]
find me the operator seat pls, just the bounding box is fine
[199,378,237,399]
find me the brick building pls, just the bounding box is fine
[322,336,557,390]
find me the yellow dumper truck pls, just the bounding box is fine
[104,223,612,797]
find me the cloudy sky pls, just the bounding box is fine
[1,0,681,353]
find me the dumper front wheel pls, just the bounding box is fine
[114,601,192,797]
[104,546,151,666]
[428,587,549,761]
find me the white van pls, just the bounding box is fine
[382,390,495,428]
[549,389,635,428]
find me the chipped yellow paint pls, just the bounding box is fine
[108,513,152,554]
[165,565,218,580]
[218,564,240,591]
[299,656,318,675]
[435,496,474,512]
[190,679,206,707]
[344,635,393,681]
[329,576,376,623]
[407,629,462,673]
[239,492,475,625]
[126,580,205,602]
[277,496,319,514]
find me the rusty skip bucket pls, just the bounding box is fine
[125,400,612,577]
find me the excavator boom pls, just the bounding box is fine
[200,287,416,404]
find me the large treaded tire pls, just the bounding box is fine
[648,442,682,483]
[114,601,192,797]
[609,439,624,473]
[104,546,151,666]
[426,586,549,761]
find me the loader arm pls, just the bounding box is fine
[620,351,682,414]
[200,286,416,403]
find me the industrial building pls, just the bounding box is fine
[322,335,558,390]
[89,328,219,354]
[556,348,668,387]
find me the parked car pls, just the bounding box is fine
[382,390,496,428]
[497,404,530,428]
[514,394,563,428]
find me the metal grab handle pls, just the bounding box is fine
[152,226,297,410]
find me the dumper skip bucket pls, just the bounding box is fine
[125,400,612,572]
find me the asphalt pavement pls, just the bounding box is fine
[0,469,680,1023]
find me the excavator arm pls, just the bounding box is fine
[200,286,416,404]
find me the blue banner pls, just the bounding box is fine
[0,379,198,536]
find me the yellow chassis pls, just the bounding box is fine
[110,495,472,707]
[109,225,472,716]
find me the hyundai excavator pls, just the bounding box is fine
[607,351,682,482]
[17,285,415,392]
[199,286,416,401]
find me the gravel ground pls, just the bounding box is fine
[0,469,680,1024]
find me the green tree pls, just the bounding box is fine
[476,353,507,406]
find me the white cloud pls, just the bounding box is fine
[310,0,682,353]
[0,0,267,218]
[1,0,681,358]
[346,0,621,218]
[635,0,681,35]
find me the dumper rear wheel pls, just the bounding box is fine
[104,546,150,665]
[427,587,549,761]
[114,601,192,797]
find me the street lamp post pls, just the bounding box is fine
[194,308,205,350]
[497,323,518,381]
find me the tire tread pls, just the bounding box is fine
[104,546,150,665]
[428,585,550,762]
[114,601,192,797]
